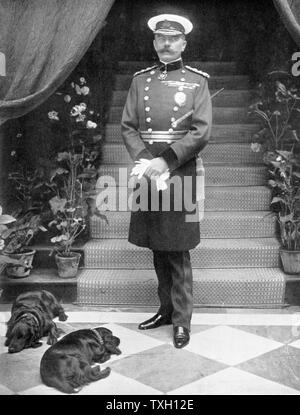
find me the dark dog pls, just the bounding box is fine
[40,327,121,394]
[5,290,68,353]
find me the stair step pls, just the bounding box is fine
[98,164,267,186]
[112,89,253,107]
[90,211,276,239]
[84,238,281,269]
[95,186,271,211]
[29,245,85,269]
[114,74,250,91]
[0,268,78,303]
[118,61,239,76]
[105,123,260,143]
[101,143,262,164]
[108,106,252,124]
[77,268,286,307]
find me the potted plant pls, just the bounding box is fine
[249,71,300,274]
[46,75,106,278]
[0,206,30,276]
[266,149,300,273]
[3,145,52,277]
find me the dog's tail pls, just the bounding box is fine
[40,354,110,394]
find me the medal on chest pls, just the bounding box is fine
[158,70,167,81]
[174,91,187,107]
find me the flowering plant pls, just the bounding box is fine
[265,150,300,250]
[249,71,300,156]
[47,76,105,256]
[249,72,300,251]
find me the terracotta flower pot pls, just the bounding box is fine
[55,252,81,278]
[5,249,36,278]
[279,248,300,274]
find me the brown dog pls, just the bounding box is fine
[40,327,121,394]
[5,290,68,353]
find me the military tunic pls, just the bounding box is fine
[121,59,212,251]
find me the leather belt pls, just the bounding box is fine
[140,130,188,143]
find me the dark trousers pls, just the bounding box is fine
[153,250,193,330]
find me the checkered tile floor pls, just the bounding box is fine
[1,311,300,395]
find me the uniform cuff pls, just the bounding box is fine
[134,148,153,162]
[159,147,179,171]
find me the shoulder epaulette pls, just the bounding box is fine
[133,65,158,77]
[185,65,210,78]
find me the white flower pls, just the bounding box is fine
[10,150,16,156]
[76,114,86,122]
[0,238,5,250]
[81,86,90,95]
[16,133,22,138]
[75,84,82,95]
[79,102,87,112]
[250,143,261,153]
[79,77,86,85]
[86,120,97,129]
[71,82,75,88]
[48,110,59,121]
[64,94,71,103]
[70,105,82,116]
[89,110,94,115]
[276,156,282,162]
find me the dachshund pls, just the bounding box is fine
[40,327,121,394]
[5,290,68,353]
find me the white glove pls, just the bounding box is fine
[130,159,170,191]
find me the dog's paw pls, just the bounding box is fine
[47,336,58,346]
[32,342,43,348]
[58,311,68,322]
[101,366,111,379]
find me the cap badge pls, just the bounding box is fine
[174,91,186,107]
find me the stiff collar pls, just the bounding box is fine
[159,58,183,72]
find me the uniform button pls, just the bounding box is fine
[146,78,152,83]
[148,128,153,133]
[169,128,174,133]
[173,106,179,112]
[181,69,186,74]
[145,107,150,112]
[180,78,186,82]
[144,96,149,101]
[144,86,149,91]
[171,117,176,122]
[149,140,154,145]
[178,86,184,91]
[146,117,151,122]
[150,70,155,75]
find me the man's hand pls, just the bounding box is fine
[144,157,169,179]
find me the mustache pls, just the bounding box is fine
[159,48,173,53]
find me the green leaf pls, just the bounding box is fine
[0,214,16,225]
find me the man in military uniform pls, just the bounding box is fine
[121,14,212,348]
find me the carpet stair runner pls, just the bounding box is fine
[0,60,287,306]
[77,60,286,307]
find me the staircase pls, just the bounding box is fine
[0,59,287,306]
[77,60,287,308]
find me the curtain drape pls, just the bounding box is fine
[273,0,300,46]
[0,0,115,126]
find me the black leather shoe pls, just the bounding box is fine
[138,313,172,330]
[173,326,190,348]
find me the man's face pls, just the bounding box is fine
[153,34,187,63]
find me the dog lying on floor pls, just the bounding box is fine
[40,327,121,394]
[5,290,68,353]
